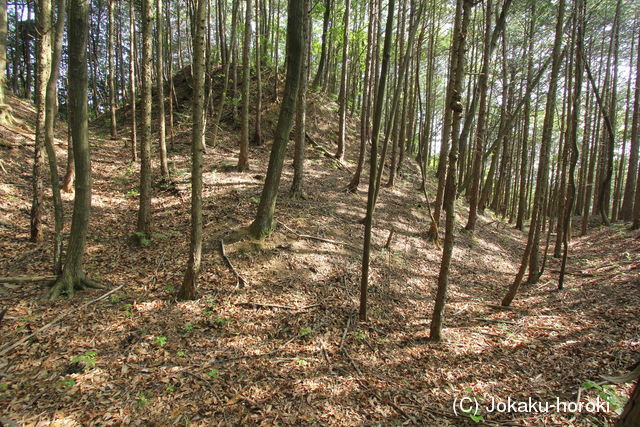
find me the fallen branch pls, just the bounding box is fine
[0,275,57,285]
[0,284,124,357]
[276,220,359,251]
[219,239,246,288]
[600,363,640,384]
[234,301,320,311]
[210,333,301,365]
[305,132,350,171]
[339,315,352,351]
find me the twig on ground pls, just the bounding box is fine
[234,301,320,311]
[0,275,57,285]
[219,239,247,288]
[0,284,124,357]
[339,315,352,351]
[277,220,359,251]
[210,333,302,365]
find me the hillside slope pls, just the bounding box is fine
[0,88,638,425]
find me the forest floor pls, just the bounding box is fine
[0,89,639,425]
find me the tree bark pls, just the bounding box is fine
[238,0,252,171]
[178,0,206,301]
[49,0,93,299]
[108,0,118,139]
[136,0,154,242]
[30,0,52,243]
[156,0,169,178]
[249,0,303,239]
[334,0,350,161]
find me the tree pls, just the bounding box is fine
[128,0,138,162]
[238,0,252,171]
[358,0,394,322]
[249,0,303,239]
[48,0,95,298]
[502,0,566,306]
[178,0,206,301]
[289,0,309,199]
[0,0,10,120]
[429,0,472,341]
[334,0,350,161]
[30,0,52,243]
[43,0,66,275]
[136,0,154,243]
[108,0,117,139]
[156,0,169,178]
[622,31,640,222]
[312,0,332,89]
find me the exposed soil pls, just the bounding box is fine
[0,89,638,425]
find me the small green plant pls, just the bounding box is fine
[109,295,121,303]
[165,385,176,393]
[354,331,366,340]
[215,317,231,326]
[296,359,308,366]
[164,284,174,292]
[71,351,97,368]
[133,231,151,247]
[136,392,151,408]
[299,327,312,337]
[177,350,186,357]
[206,299,218,307]
[581,380,628,414]
[155,336,167,347]
[0,383,9,396]
[205,369,219,379]
[57,378,76,390]
[183,323,194,332]
[461,388,484,423]
[250,196,260,204]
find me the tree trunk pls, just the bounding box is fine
[502,0,565,306]
[358,0,394,322]
[238,0,251,171]
[249,0,303,239]
[129,0,138,162]
[43,0,66,275]
[334,0,350,161]
[622,32,640,221]
[136,0,154,242]
[48,0,93,299]
[156,0,169,178]
[430,0,472,341]
[289,0,309,199]
[178,0,206,301]
[30,0,52,243]
[108,0,118,139]
[252,0,263,146]
[311,0,331,89]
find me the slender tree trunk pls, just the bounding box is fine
[252,0,263,146]
[559,0,584,290]
[249,0,303,239]
[346,0,376,193]
[49,0,93,298]
[136,0,154,242]
[334,0,349,161]
[43,0,66,275]
[622,32,640,221]
[129,0,138,162]
[465,0,492,232]
[430,0,472,341]
[359,0,394,321]
[178,0,206,301]
[156,0,168,178]
[502,0,565,306]
[108,0,118,139]
[238,0,251,171]
[312,0,331,89]
[289,0,309,199]
[30,0,52,243]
